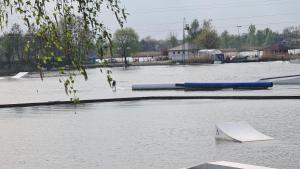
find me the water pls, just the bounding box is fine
[0,62,300,168]
[1,61,300,104]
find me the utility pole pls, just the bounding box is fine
[182,18,186,64]
[236,25,242,37]
[236,25,242,51]
[182,18,190,64]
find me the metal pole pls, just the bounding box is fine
[237,25,242,52]
[182,18,186,64]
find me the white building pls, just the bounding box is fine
[168,43,199,62]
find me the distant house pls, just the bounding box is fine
[262,43,289,60]
[168,43,199,62]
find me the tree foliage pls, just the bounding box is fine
[187,19,200,41]
[140,36,159,51]
[188,19,220,49]
[113,27,139,65]
[0,0,127,101]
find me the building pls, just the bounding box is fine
[133,51,166,62]
[168,43,199,62]
[261,43,289,60]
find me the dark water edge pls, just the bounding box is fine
[0,63,36,76]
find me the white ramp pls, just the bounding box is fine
[182,161,276,169]
[216,122,273,142]
[11,72,28,79]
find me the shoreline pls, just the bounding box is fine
[0,59,294,76]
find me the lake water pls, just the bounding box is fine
[0,62,299,169]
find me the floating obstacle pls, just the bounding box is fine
[216,121,273,142]
[179,82,273,90]
[182,161,275,169]
[11,72,28,79]
[132,82,273,91]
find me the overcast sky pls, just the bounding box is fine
[6,0,300,40]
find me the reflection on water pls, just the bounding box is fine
[1,62,300,104]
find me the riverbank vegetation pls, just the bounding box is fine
[2,20,299,69]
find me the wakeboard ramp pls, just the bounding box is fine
[182,161,276,169]
[216,121,273,142]
[258,74,300,85]
[11,72,28,79]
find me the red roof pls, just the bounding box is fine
[263,43,289,51]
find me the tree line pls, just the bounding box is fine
[1,19,300,68]
[112,19,300,60]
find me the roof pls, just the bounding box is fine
[199,49,223,55]
[134,51,162,57]
[168,43,199,51]
[263,43,289,51]
[220,48,238,53]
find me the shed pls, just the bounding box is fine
[261,43,290,61]
[262,43,289,57]
[168,43,199,62]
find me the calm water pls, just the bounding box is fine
[1,61,300,104]
[0,62,300,169]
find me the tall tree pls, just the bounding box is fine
[168,33,179,48]
[140,36,159,51]
[220,30,230,48]
[247,24,256,47]
[0,34,15,67]
[187,19,200,41]
[196,29,220,49]
[113,28,139,66]
[195,20,220,49]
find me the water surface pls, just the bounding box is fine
[0,62,299,168]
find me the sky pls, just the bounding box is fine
[5,0,300,40]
